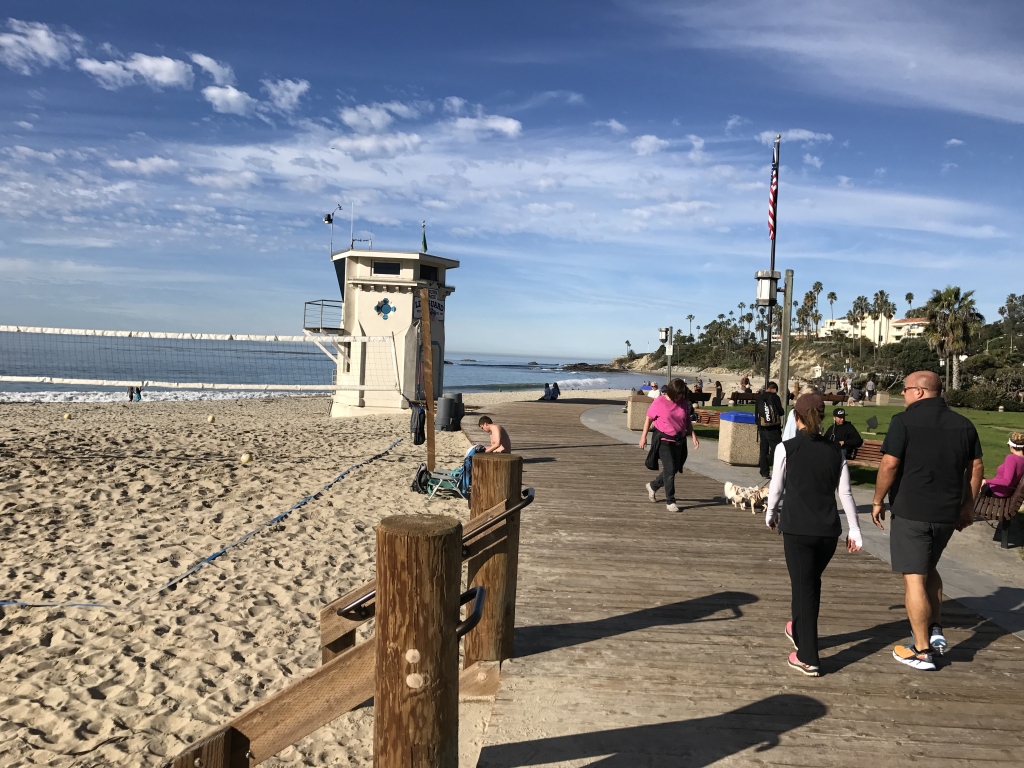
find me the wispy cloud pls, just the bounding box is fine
[261,78,310,113]
[0,19,84,75]
[725,114,746,132]
[187,170,261,189]
[803,153,822,169]
[758,128,833,145]
[189,53,234,85]
[594,118,628,133]
[449,113,522,139]
[77,53,194,90]
[107,156,180,175]
[945,138,963,147]
[513,90,585,110]
[202,85,257,115]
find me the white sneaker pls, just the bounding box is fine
[666,503,680,512]
[645,482,657,502]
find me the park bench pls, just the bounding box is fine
[821,393,847,405]
[731,392,758,405]
[847,439,884,468]
[693,409,721,428]
[688,392,712,404]
[974,476,1024,549]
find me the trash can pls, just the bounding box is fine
[446,393,465,430]
[718,410,760,466]
[627,396,652,431]
[435,395,455,431]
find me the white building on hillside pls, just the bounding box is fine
[820,316,928,346]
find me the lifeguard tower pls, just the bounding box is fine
[304,249,458,418]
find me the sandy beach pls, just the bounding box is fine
[0,389,627,767]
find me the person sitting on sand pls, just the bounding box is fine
[551,382,560,401]
[981,432,1024,497]
[540,383,552,401]
[478,415,512,453]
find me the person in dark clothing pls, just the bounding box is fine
[756,382,785,478]
[766,393,863,676]
[550,382,560,400]
[871,371,985,672]
[639,378,700,512]
[823,408,864,459]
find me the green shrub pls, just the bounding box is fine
[945,388,969,407]
[965,382,1004,411]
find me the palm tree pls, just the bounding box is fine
[924,286,984,390]
[851,296,871,358]
[827,291,837,322]
[905,292,915,312]
[872,290,892,351]
[625,340,631,357]
[686,313,695,338]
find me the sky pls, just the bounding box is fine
[0,0,1021,358]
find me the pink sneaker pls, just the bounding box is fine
[785,621,797,650]
[788,652,819,677]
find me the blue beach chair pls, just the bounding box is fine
[427,444,483,500]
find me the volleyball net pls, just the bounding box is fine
[0,325,400,394]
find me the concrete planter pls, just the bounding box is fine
[627,396,652,431]
[718,421,760,466]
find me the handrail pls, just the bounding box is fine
[335,488,535,617]
[455,587,486,638]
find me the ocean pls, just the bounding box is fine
[0,333,656,402]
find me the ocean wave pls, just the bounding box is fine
[554,377,609,390]
[0,390,327,404]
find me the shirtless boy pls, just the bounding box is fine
[478,416,512,453]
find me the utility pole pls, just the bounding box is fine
[779,270,794,408]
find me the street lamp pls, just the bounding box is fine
[323,203,343,257]
[659,326,673,385]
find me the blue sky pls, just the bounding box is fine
[0,1,1020,357]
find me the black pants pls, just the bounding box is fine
[783,533,838,667]
[649,438,687,504]
[758,427,782,476]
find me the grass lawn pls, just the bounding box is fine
[693,402,1024,484]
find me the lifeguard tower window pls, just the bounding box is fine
[420,264,439,282]
[372,261,401,276]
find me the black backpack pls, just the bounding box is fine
[411,462,431,493]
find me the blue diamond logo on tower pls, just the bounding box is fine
[374,298,396,320]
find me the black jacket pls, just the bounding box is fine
[824,421,863,458]
[755,391,784,430]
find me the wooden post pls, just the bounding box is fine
[374,515,461,768]
[420,287,436,471]
[464,453,522,667]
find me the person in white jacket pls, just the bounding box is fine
[765,393,863,677]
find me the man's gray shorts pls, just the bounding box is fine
[890,516,957,575]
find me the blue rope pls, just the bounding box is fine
[0,439,403,613]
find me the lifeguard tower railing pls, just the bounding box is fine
[303,300,344,334]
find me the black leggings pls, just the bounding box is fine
[650,437,688,504]
[783,533,838,667]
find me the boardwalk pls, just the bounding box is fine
[475,399,1024,767]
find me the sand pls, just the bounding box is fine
[0,389,631,767]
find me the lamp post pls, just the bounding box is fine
[323,203,343,257]
[659,326,673,385]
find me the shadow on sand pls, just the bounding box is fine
[477,693,827,767]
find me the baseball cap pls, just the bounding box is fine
[833,407,846,418]
[794,393,825,420]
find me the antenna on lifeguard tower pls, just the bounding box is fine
[349,203,354,250]
[421,220,428,253]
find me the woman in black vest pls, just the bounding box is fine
[765,393,863,676]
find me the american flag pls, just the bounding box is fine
[768,140,779,240]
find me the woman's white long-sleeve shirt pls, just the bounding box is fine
[765,442,863,547]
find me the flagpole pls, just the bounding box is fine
[765,135,780,392]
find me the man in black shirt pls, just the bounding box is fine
[871,371,984,672]
[755,382,784,478]
[823,408,864,459]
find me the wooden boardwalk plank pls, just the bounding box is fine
[475,399,1024,767]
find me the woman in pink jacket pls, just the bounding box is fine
[639,378,700,512]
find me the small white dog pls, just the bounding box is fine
[724,480,770,513]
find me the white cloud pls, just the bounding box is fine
[941,162,958,173]
[107,156,180,175]
[631,134,670,156]
[76,53,193,90]
[803,153,823,169]
[202,85,257,115]
[686,134,705,161]
[516,90,585,109]
[15,120,33,130]
[661,0,1024,124]
[187,170,261,189]
[758,128,833,145]
[0,19,84,75]
[6,145,61,163]
[443,96,467,114]
[340,104,394,133]
[450,114,522,139]
[874,167,887,177]
[189,53,234,85]
[262,78,310,112]
[945,138,963,147]
[594,119,628,133]
[379,100,419,119]
[837,175,852,187]
[725,114,746,132]
[331,132,423,158]
[628,200,715,222]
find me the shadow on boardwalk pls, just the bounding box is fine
[514,591,757,658]
[478,693,827,767]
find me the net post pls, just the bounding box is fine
[464,454,523,666]
[374,515,461,768]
